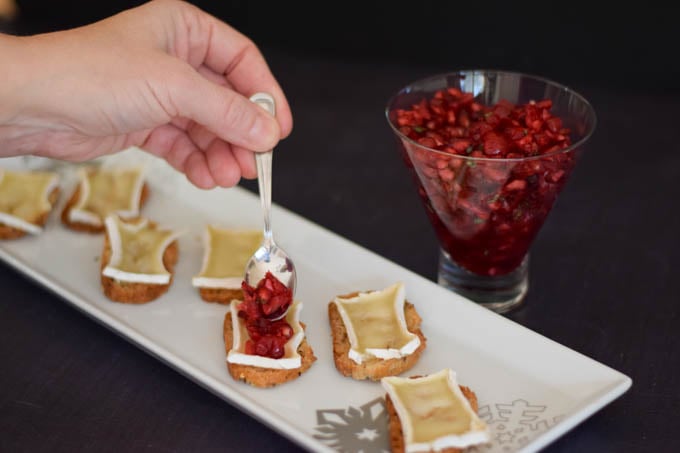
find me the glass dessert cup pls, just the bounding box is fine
[386,71,596,313]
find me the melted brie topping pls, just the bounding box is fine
[382,369,490,452]
[102,215,181,284]
[69,167,144,226]
[0,169,59,234]
[227,300,304,369]
[191,226,262,289]
[333,282,420,364]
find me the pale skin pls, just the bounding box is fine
[0,0,292,189]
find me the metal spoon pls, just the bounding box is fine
[244,93,297,318]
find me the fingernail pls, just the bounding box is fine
[249,113,278,151]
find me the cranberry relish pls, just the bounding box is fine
[393,88,577,276]
[238,272,294,359]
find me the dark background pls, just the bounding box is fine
[9,1,679,94]
[2,2,679,453]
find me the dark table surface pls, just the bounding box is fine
[1,47,678,453]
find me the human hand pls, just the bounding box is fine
[0,0,292,188]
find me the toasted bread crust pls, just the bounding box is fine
[61,183,149,233]
[328,292,427,380]
[100,221,178,303]
[198,287,243,304]
[386,385,479,453]
[0,188,60,240]
[223,312,316,388]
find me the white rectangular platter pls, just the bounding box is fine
[0,148,631,453]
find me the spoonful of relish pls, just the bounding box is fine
[243,92,296,320]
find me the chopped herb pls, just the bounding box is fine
[465,146,474,154]
[466,160,476,168]
[474,217,485,225]
[413,126,426,133]
[484,111,494,118]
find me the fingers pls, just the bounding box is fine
[141,123,216,189]
[231,146,257,179]
[169,64,280,152]
[168,4,293,139]
[142,122,253,188]
[196,64,232,88]
[185,119,256,181]
[222,45,293,140]
[204,139,242,187]
[183,151,216,190]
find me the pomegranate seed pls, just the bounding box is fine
[257,287,271,302]
[421,166,437,178]
[446,126,466,138]
[425,131,444,146]
[483,132,508,156]
[547,170,565,183]
[458,110,471,128]
[438,168,455,181]
[505,127,526,141]
[270,341,285,359]
[494,105,511,118]
[277,324,293,338]
[449,158,463,169]
[417,137,437,148]
[396,116,411,126]
[255,341,269,356]
[506,180,527,191]
[452,139,472,152]
[534,133,551,147]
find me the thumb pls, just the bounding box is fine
[168,66,280,152]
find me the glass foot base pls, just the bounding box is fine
[437,249,528,314]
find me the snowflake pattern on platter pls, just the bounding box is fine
[313,397,390,453]
[313,397,564,453]
[469,399,564,453]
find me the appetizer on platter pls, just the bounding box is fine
[224,272,316,387]
[62,166,147,233]
[329,282,427,380]
[101,214,181,303]
[0,168,59,239]
[192,225,261,303]
[382,369,490,453]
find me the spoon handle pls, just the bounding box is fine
[249,93,276,248]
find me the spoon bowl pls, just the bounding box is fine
[243,93,296,320]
